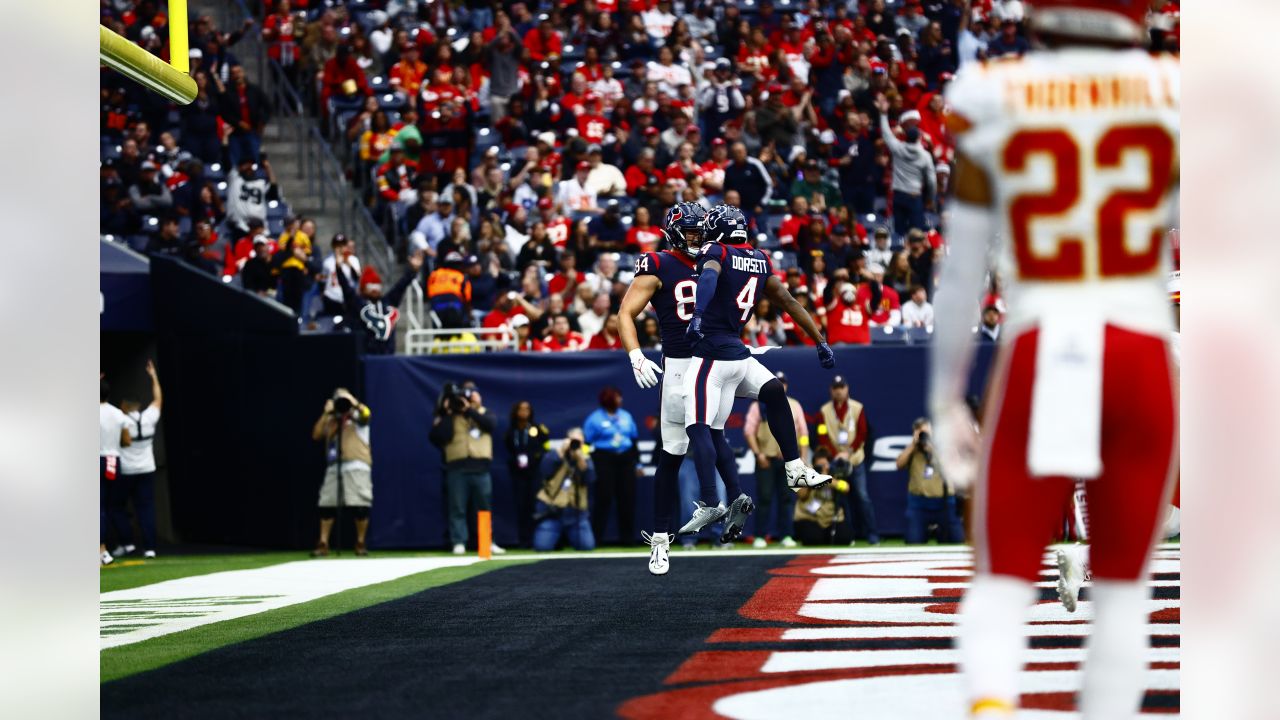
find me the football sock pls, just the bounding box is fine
[959,574,1036,712]
[711,429,743,499]
[759,379,801,462]
[1081,580,1149,719]
[652,450,683,534]
[686,423,720,506]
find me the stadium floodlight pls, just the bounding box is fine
[99,0,196,105]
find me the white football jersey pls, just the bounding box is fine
[946,49,1180,337]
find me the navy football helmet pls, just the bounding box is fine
[662,202,707,257]
[700,204,749,247]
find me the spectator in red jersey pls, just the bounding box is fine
[262,0,302,84]
[524,16,563,63]
[511,314,546,352]
[857,264,902,327]
[625,206,663,254]
[389,44,428,105]
[320,44,373,113]
[227,218,276,276]
[543,314,586,352]
[548,252,586,300]
[779,287,820,346]
[826,281,872,345]
[587,314,623,350]
[624,148,663,208]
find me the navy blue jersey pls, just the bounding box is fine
[633,250,698,359]
[693,242,774,360]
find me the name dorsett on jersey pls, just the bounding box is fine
[730,255,769,275]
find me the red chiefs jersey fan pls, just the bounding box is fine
[927,1,1178,718]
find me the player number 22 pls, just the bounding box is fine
[736,277,759,321]
[1003,125,1175,280]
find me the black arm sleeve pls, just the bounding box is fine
[428,416,455,447]
[467,409,497,435]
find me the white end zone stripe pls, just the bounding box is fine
[101,557,479,649]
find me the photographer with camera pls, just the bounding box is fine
[532,428,597,552]
[816,376,880,545]
[429,381,504,555]
[792,448,854,546]
[895,417,965,544]
[310,388,373,557]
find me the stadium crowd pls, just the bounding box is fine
[100,0,1180,352]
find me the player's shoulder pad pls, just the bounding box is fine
[634,252,660,275]
[944,62,1003,136]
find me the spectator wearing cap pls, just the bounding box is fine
[826,279,872,346]
[412,193,454,254]
[790,159,843,213]
[866,226,894,269]
[335,251,425,354]
[556,161,601,216]
[723,142,773,220]
[744,372,808,548]
[240,236,276,295]
[584,145,627,198]
[901,285,935,328]
[905,229,935,298]
[978,304,1002,343]
[698,60,746,141]
[426,251,474,329]
[816,375,880,545]
[535,197,574,249]
[214,64,270,168]
[319,234,359,317]
[129,160,174,215]
[507,314,544,351]
[858,264,902,327]
[876,95,936,237]
[224,150,279,236]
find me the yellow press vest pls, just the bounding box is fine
[819,399,865,466]
[753,398,803,459]
[793,486,845,528]
[443,413,493,463]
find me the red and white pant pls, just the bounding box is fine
[973,324,1178,583]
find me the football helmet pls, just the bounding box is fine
[700,204,749,247]
[1026,0,1150,46]
[662,202,707,256]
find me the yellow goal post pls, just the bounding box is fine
[99,0,196,105]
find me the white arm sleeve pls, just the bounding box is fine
[928,201,993,411]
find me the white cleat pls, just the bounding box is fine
[752,537,767,549]
[452,543,466,555]
[642,531,671,575]
[678,501,728,536]
[785,459,832,491]
[780,536,798,548]
[1056,546,1090,612]
[143,550,157,559]
[101,551,114,566]
[490,543,507,555]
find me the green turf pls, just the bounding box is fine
[101,558,537,683]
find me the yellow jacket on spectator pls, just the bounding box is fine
[277,230,313,272]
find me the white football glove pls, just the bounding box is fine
[629,349,663,389]
[929,397,981,491]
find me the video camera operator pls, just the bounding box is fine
[895,417,965,544]
[532,428,597,552]
[792,448,854,546]
[310,388,373,557]
[429,381,504,555]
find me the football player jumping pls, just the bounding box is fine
[618,202,833,576]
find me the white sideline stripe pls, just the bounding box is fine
[100,558,479,650]
[779,623,1181,640]
[760,647,1181,674]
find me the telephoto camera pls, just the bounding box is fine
[442,382,474,413]
[567,438,583,453]
[332,391,354,415]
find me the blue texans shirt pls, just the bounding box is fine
[692,242,774,361]
[633,250,698,359]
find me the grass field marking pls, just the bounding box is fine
[101,558,538,683]
[101,558,480,650]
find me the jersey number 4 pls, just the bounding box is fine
[1004,125,1175,280]
[736,276,759,321]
